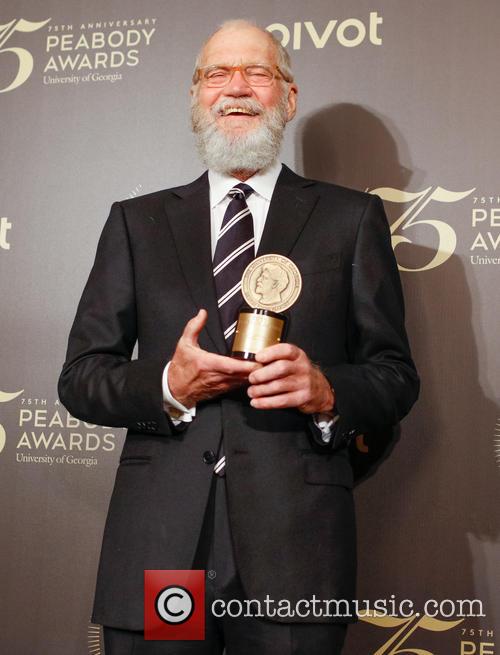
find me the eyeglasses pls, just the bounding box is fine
[194,64,292,87]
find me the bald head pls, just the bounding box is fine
[193,19,293,84]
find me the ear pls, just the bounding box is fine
[190,79,201,98]
[285,83,298,122]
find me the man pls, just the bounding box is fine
[59,19,419,655]
[255,263,289,305]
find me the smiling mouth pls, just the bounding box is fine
[219,107,259,117]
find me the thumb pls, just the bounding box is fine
[182,309,208,346]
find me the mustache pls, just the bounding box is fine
[210,97,265,117]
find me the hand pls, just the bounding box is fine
[247,343,335,414]
[168,309,259,407]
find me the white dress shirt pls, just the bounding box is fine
[161,161,336,442]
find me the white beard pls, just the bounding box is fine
[191,94,289,175]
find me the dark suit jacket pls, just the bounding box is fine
[58,165,419,630]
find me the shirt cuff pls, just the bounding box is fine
[162,361,196,424]
[313,412,340,443]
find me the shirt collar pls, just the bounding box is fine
[208,160,283,208]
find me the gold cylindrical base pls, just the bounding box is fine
[231,307,287,360]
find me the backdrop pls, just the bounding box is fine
[1,1,499,653]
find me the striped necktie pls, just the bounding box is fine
[212,183,255,477]
[213,183,255,348]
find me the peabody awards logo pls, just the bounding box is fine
[0,16,157,91]
[368,186,475,271]
[0,390,117,466]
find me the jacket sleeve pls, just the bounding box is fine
[313,194,420,450]
[58,202,180,436]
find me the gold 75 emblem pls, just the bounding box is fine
[369,186,475,272]
[0,389,24,453]
[360,613,464,654]
[0,18,51,93]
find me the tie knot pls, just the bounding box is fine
[228,183,254,200]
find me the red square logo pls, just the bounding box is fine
[144,570,205,640]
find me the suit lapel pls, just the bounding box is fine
[163,173,226,354]
[257,164,320,258]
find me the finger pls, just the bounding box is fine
[248,359,294,385]
[202,351,260,376]
[248,377,298,398]
[182,309,208,345]
[249,390,305,410]
[254,343,301,364]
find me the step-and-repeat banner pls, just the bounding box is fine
[1,0,499,653]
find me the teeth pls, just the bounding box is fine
[221,107,254,116]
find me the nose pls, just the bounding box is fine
[224,69,252,96]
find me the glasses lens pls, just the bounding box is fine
[203,67,231,86]
[244,65,274,86]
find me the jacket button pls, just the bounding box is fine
[203,450,216,465]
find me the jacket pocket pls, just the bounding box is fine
[302,452,353,488]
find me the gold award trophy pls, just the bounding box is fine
[231,254,302,360]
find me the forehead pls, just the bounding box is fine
[200,27,277,66]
